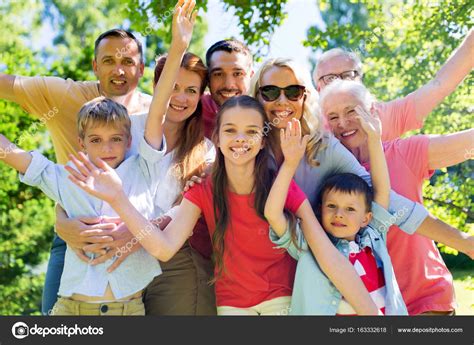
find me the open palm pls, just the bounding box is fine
[354,105,382,139]
[65,152,124,204]
[280,118,309,167]
[172,0,197,51]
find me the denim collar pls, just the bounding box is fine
[327,227,376,250]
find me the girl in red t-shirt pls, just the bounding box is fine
[67,95,380,315]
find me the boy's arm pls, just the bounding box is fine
[0,134,32,174]
[0,73,16,102]
[428,128,474,170]
[264,118,309,236]
[355,105,390,208]
[144,0,197,149]
[296,201,379,315]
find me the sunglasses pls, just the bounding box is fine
[259,85,306,102]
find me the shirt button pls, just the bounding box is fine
[332,301,337,305]
[100,304,109,313]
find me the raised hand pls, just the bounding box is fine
[354,105,382,140]
[172,0,197,51]
[65,152,125,205]
[280,118,310,168]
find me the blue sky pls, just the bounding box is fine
[205,0,324,71]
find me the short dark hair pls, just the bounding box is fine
[318,173,373,213]
[94,29,143,64]
[205,39,253,69]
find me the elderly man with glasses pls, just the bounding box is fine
[313,28,473,141]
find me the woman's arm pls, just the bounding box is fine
[428,128,473,170]
[145,0,197,149]
[264,119,309,235]
[296,201,380,315]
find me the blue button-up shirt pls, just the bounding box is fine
[20,137,166,299]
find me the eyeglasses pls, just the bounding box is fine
[318,70,360,85]
[259,85,306,102]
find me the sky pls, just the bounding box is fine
[34,0,324,72]
[204,0,324,71]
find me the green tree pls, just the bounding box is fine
[124,0,289,58]
[0,0,55,315]
[0,0,208,315]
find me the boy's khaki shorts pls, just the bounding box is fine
[51,296,145,316]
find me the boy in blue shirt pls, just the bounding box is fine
[265,106,423,315]
[0,97,165,315]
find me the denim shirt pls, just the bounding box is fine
[20,137,166,299]
[270,202,408,315]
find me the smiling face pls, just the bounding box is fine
[322,90,368,151]
[321,189,372,241]
[258,66,305,129]
[79,123,131,169]
[93,37,144,97]
[216,106,264,166]
[166,67,202,124]
[208,51,253,106]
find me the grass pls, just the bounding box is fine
[452,269,473,315]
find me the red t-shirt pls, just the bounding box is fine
[361,135,455,315]
[184,178,306,308]
[201,94,219,139]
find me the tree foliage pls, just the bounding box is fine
[305,0,473,257]
[123,0,289,58]
[0,0,472,315]
[0,0,55,315]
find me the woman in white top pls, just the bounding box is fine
[131,1,216,315]
[141,52,216,315]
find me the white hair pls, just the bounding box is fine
[313,48,363,83]
[319,79,375,114]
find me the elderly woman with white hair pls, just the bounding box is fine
[318,79,473,315]
[249,58,473,314]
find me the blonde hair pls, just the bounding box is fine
[77,97,131,138]
[249,57,326,166]
[319,79,375,114]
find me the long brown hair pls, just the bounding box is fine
[210,96,278,282]
[154,52,209,202]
